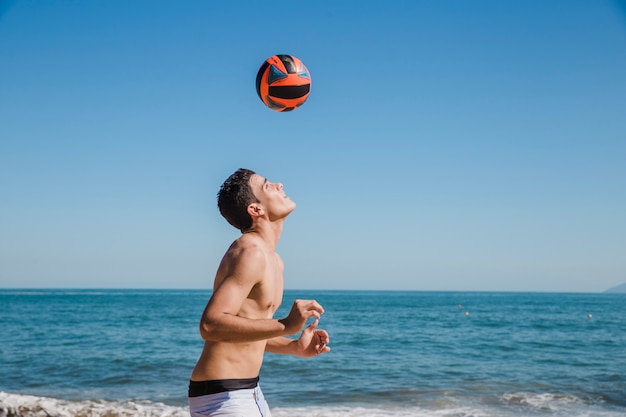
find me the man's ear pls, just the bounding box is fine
[247,203,264,218]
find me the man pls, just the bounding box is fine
[189,168,330,417]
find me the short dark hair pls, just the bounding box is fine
[217,168,258,232]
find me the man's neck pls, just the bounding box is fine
[243,220,284,249]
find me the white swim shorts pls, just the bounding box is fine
[188,384,272,417]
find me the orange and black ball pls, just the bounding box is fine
[256,55,311,112]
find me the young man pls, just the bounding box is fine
[189,168,330,417]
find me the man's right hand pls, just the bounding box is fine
[279,300,325,335]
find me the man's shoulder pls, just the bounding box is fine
[225,235,269,260]
[218,236,272,284]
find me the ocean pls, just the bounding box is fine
[1,289,624,417]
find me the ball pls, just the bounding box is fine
[256,54,311,112]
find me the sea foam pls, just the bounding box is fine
[0,392,188,417]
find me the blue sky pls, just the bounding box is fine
[1,1,625,292]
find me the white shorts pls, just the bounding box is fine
[188,385,272,417]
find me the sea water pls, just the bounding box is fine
[1,289,624,417]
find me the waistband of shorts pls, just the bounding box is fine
[188,376,260,397]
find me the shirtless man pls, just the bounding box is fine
[189,168,330,417]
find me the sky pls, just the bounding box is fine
[1,1,625,292]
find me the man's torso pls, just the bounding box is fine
[191,236,284,381]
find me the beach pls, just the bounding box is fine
[1,289,625,416]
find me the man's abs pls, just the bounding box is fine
[191,341,266,381]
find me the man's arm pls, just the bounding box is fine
[265,336,297,355]
[199,246,286,343]
[199,246,324,343]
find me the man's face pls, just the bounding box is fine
[249,174,296,220]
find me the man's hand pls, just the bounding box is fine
[279,299,325,335]
[295,319,330,358]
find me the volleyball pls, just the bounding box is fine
[256,54,311,112]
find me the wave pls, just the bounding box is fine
[501,391,585,409]
[272,406,491,417]
[2,391,624,417]
[0,392,188,417]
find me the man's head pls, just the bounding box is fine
[217,168,296,232]
[217,168,258,232]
